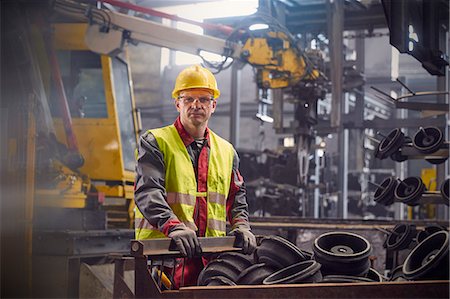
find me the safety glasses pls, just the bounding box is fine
[178,96,214,105]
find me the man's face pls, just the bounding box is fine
[176,88,216,128]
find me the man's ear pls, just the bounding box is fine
[210,100,217,113]
[175,99,181,112]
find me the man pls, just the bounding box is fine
[134,65,256,288]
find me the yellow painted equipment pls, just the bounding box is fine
[241,31,321,89]
[33,23,139,227]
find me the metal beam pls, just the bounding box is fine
[54,3,242,58]
[328,0,346,218]
[230,62,242,146]
[130,236,238,257]
[285,3,386,33]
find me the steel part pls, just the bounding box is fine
[375,128,405,160]
[197,259,241,286]
[373,177,398,206]
[302,250,314,260]
[255,235,308,268]
[263,260,322,285]
[216,252,254,272]
[440,179,449,202]
[371,86,397,102]
[321,275,374,283]
[368,181,384,190]
[205,276,237,286]
[400,144,449,159]
[365,268,383,282]
[403,231,449,280]
[420,193,449,206]
[416,225,447,243]
[390,151,408,162]
[313,231,371,276]
[130,236,238,257]
[230,62,242,147]
[412,127,445,154]
[396,91,450,101]
[236,263,277,285]
[396,78,415,94]
[394,177,426,206]
[257,254,285,269]
[389,265,407,282]
[385,224,417,251]
[425,157,448,164]
[395,101,449,112]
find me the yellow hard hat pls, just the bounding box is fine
[171,65,220,99]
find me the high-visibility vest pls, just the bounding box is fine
[135,124,234,240]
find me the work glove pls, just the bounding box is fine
[230,227,257,254]
[168,226,202,258]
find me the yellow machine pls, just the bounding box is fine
[33,23,139,227]
[52,0,325,189]
[241,31,321,89]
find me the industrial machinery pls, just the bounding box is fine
[51,0,330,223]
[29,21,140,229]
[53,0,327,191]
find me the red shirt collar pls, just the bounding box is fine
[174,116,210,147]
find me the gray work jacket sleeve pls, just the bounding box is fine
[134,131,180,233]
[229,149,251,230]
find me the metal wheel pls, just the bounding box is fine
[416,224,447,243]
[394,177,426,206]
[412,127,444,154]
[205,276,236,286]
[321,275,373,283]
[255,235,307,268]
[313,231,371,276]
[197,259,241,286]
[403,231,449,280]
[386,224,417,251]
[236,263,276,285]
[263,260,322,285]
[373,177,398,206]
[375,128,405,160]
[388,265,406,281]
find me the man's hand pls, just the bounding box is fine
[168,226,202,258]
[230,227,257,254]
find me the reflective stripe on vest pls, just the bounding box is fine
[134,125,234,239]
